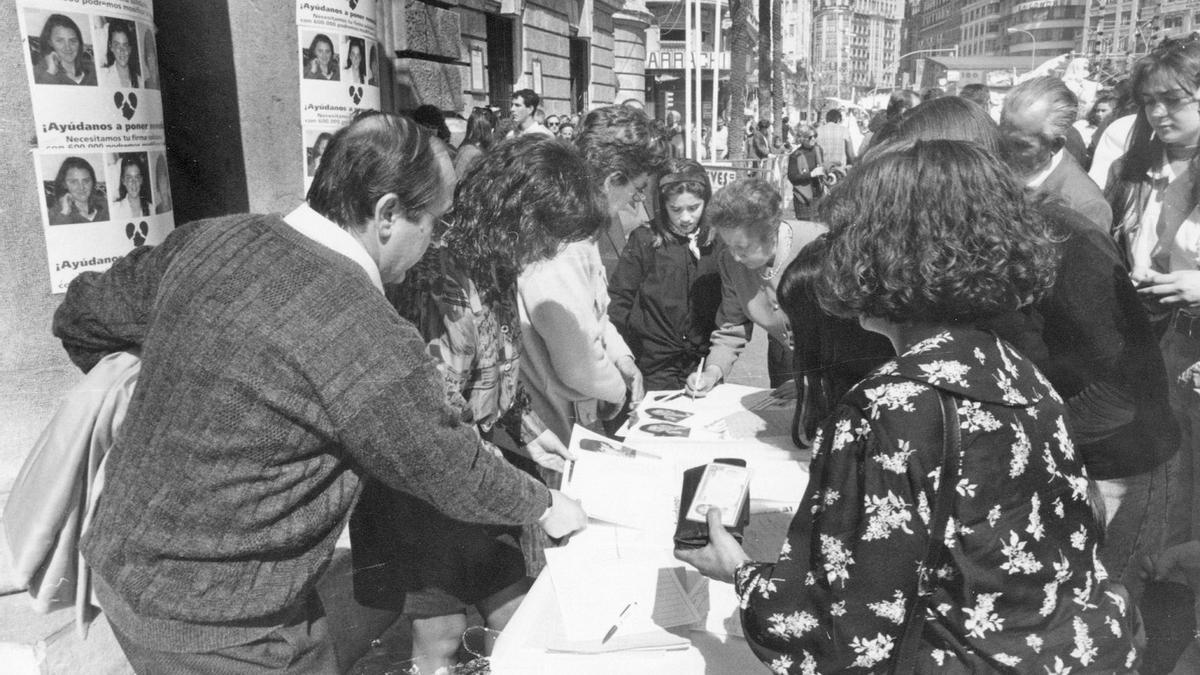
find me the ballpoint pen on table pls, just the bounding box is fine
[602,601,638,643]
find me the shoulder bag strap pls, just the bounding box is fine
[890,390,961,674]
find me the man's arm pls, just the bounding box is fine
[52,222,204,372]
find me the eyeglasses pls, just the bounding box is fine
[432,215,453,242]
[547,122,560,128]
[1139,90,1197,113]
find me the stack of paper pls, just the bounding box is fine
[561,426,677,530]
[543,547,699,653]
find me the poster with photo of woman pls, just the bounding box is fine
[93,16,139,89]
[108,151,153,220]
[296,1,381,191]
[40,153,109,226]
[19,0,171,293]
[26,10,96,87]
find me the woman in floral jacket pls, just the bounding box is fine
[676,140,1138,672]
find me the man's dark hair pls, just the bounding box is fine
[513,88,541,111]
[958,83,991,108]
[825,109,842,124]
[412,104,451,143]
[307,112,445,230]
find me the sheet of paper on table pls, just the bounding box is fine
[543,546,699,653]
[561,425,677,529]
[619,384,795,440]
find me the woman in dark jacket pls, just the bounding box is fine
[608,158,722,390]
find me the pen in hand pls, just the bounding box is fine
[602,601,637,643]
[690,357,706,400]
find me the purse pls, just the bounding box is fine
[890,390,961,674]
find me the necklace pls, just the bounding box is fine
[757,221,792,282]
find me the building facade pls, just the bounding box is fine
[959,0,1002,57]
[1082,0,1199,82]
[397,0,649,119]
[644,1,731,123]
[812,0,903,102]
[999,0,1087,62]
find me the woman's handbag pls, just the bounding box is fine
[890,390,961,674]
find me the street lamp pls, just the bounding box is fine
[1007,28,1037,72]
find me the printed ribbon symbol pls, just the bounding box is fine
[113,92,139,120]
[125,221,148,247]
[349,86,363,105]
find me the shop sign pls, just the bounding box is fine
[646,50,731,70]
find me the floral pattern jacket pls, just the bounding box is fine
[389,248,543,447]
[735,328,1136,673]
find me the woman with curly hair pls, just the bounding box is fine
[350,135,604,674]
[686,177,824,395]
[677,139,1138,672]
[608,158,722,390]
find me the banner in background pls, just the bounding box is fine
[298,0,382,190]
[18,0,173,293]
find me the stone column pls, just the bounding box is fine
[612,0,652,105]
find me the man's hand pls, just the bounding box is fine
[685,365,723,398]
[516,429,575,473]
[538,489,587,539]
[615,355,645,409]
[1137,270,1200,309]
[769,378,799,400]
[1141,540,1200,589]
[673,508,751,584]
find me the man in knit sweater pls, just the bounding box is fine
[52,113,586,673]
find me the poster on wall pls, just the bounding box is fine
[17,0,173,293]
[297,0,382,190]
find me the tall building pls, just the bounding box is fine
[959,0,1002,57]
[811,0,903,102]
[1083,0,1199,62]
[782,0,813,68]
[999,0,1087,63]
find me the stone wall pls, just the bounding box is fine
[0,1,79,509]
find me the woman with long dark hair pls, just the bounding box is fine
[97,19,139,88]
[1108,36,1200,545]
[453,106,498,178]
[343,37,365,84]
[111,154,152,219]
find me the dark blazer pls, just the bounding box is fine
[1039,152,1112,233]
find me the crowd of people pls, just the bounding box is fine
[50,32,1200,674]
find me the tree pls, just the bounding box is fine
[727,0,751,160]
[758,0,771,128]
[771,0,783,142]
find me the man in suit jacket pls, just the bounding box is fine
[1000,76,1112,232]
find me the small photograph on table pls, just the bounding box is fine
[639,422,691,438]
[644,407,692,423]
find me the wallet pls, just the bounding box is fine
[673,458,750,549]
